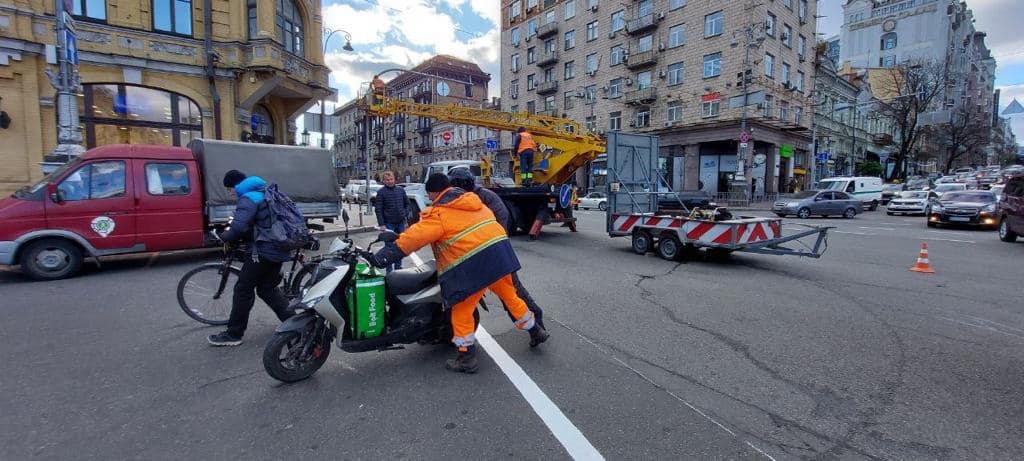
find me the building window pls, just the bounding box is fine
[544,9,556,24]
[704,11,723,37]
[795,71,805,92]
[880,55,896,67]
[527,0,538,10]
[765,13,775,37]
[798,35,806,60]
[635,109,650,128]
[565,91,575,110]
[638,34,653,53]
[702,97,721,118]
[609,78,622,97]
[794,106,803,124]
[782,24,792,47]
[609,111,622,130]
[667,62,684,85]
[670,0,686,10]
[511,79,519,98]
[528,47,536,63]
[528,18,539,36]
[586,53,598,73]
[527,74,536,90]
[668,24,685,48]
[781,62,790,86]
[585,115,597,133]
[587,0,598,9]
[779,101,789,121]
[527,101,536,114]
[565,0,575,19]
[611,10,625,33]
[587,21,599,41]
[610,45,625,65]
[72,0,107,21]
[799,0,807,21]
[637,0,652,17]
[544,95,556,111]
[783,0,792,9]
[636,71,652,89]
[764,53,774,78]
[76,84,203,148]
[511,0,521,19]
[247,0,257,39]
[544,67,555,82]
[565,30,576,50]
[667,101,682,123]
[881,32,897,50]
[703,52,721,78]
[585,85,597,103]
[564,61,575,79]
[511,53,521,71]
[154,0,193,35]
[465,84,473,97]
[511,27,521,46]
[276,0,304,55]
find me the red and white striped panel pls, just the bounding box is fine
[611,215,781,245]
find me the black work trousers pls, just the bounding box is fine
[502,272,544,329]
[226,259,292,338]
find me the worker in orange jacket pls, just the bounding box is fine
[372,173,549,373]
[513,126,538,186]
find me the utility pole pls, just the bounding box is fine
[47,0,84,171]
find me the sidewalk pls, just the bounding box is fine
[310,202,380,238]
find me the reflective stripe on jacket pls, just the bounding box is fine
[516,132,538,153]
[394,187,520,305]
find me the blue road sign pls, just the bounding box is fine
[485,138,498,151]
[817,152,829,161]
[64,30,78,65]
[558,184,572,208]
[250,114,260,130]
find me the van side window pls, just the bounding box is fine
[145,163,191,195]
[846,182,855,193]
[57,161,126,200]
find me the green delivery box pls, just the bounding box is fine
[347,262,386,339]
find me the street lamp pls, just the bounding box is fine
[320,28,354,148]
[301,129,310,146]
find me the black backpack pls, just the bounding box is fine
[255,184,313,251]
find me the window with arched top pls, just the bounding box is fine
[276,0,304,55]
[880,32,897,51]
[75,84,202,148]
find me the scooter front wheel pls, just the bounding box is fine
[263,330,331,383]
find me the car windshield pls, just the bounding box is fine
[933,184,964,192]
[883,184,903,192]
[942,192,994,202]
[820,181,848,191]
[792,190,818,199]
[899,191,928,199]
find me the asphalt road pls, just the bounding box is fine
[2,207,1023,460]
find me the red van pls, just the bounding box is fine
[0,140,338,279]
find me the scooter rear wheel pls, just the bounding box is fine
[263,330,331,383]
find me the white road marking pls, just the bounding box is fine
[833,231,877,236]
[858,226,898,231]
[926,230,975,237]
[409,251,604,459]
[924,237,976,244]
[477,327,606,461]
[935,316,1024,340]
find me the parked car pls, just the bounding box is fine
[577,192,608,211]
[881,183,904,205]
[773,190,862,219]
[952,167,975,175]
[997,174,1024,242]
[818,176,883,210]
[657,191,716,211]
[343,179,379,203]
[904,178,934,191]
[887,191,931,216]
[927,190,999,229]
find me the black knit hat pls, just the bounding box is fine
[447,167,475,191]
[223,169,246,188]
[425,173,450,193]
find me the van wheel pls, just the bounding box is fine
[999,217,1018,242]
[20,238,83,280]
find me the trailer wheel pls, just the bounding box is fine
[631,230,653,255]
[657,234,683,261]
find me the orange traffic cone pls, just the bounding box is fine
[909,242,935,273]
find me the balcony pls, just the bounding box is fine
[537,81,559,95]
[416,121,433,133]
[872,133,894,145]
[537,50,560,67]
[625,50,658,69]
[625,88,658,105]
[626,15,658,35]
[415,143,433,153]
[537,22,559,39]
[394,129,405,140]
[393,149,408,158]
[374,152,387,161]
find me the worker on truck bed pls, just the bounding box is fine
[447,167,546,330]
[513,127,537,186]
[371,173,549,373]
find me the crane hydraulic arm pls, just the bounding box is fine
[364,94,606,186]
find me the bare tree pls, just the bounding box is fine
[931,107,991,173]
[871,60,948,180]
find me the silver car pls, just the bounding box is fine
[887,190,931,216]
[773,190,862,219]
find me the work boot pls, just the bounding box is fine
[528,325,549,348]
[445,347,479,374]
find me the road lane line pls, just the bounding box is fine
[924,237,976,244]
[935,316,1024,340]
[413,250,604,459]
[926,230,975,237]
[833,231,877,236]
[858,226,897,231]
[476,327,606,461]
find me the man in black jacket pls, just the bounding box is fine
[207,170,293,346]
[447,167,544,328]
[374,171,408,272]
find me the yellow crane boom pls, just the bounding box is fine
[364,94,606,186]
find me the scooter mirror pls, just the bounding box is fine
[377,230,399,243]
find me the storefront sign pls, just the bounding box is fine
[702,92,722,102]
[779,144,794,159]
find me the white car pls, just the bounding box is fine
[886,191,930,215]
[577,192,608,211]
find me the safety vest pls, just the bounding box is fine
[517,132,538,153]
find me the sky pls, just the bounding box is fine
[318,0,1023,144]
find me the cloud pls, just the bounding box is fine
[321,0,500,101]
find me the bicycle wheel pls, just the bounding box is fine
[177,263,241,325]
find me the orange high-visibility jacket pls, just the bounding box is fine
[394,187,521,304]
[516,131,538,153]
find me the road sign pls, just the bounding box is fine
[817,152,829,161]
[442,130,452,142]
[64,29,79,65]
[485,138,498,150]
[739,131,750,143]
[558,184,572,208]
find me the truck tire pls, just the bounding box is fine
[19,238,83,280]
[657,234,682,261]
[504,200,524,235]
[631,230,653,255]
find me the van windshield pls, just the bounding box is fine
[15,157,83,198]
[820,181,849,191]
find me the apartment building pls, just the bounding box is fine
[333,99,361,182]
[500,0,817,194]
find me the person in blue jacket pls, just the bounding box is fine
[207,170,293,346]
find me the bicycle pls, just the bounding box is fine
[176,237,321,326]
